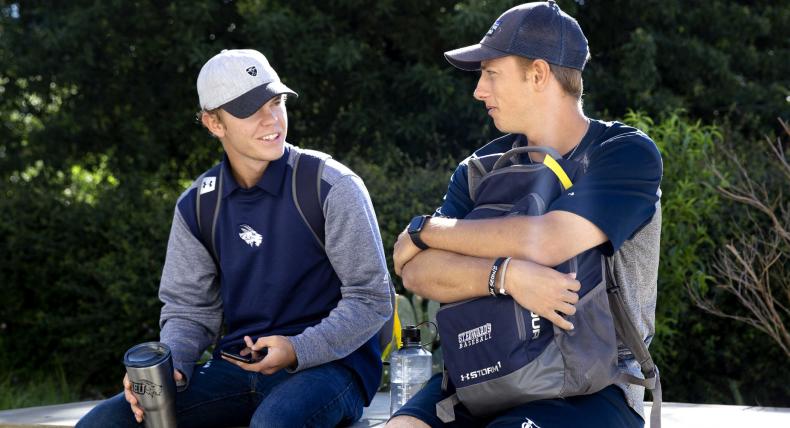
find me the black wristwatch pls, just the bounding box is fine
[407,215,431,250]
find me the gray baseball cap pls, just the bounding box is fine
[197,49,297,119]
[444,1,589,71]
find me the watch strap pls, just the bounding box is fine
[408,215,430,250]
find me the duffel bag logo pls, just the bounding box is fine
[530,311,540,339]
[458,323,492,349]
[460,361,502,382]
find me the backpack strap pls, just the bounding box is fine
[292,150,330,249]
[436,392,461,423]
[606,258,662,428]
[292,149,400,362]
[196,163,225,349]
[380,293,400,361]
[196,163,224,265]
[467,156,489,203]
[196,152,331,260]
[435,367,461,422]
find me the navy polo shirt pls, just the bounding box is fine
[175,145,381,403]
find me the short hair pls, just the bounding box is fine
[196,107,224,137]
[516,56,586,100]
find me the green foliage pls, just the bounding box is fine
[0,169,178,397]
[341,148,455,281]
[577,0,790,136]
[0,365,79,411]
[624,111,722,321]
[673,125,790,405]
[622,111,722,398]
[623,112,790,406]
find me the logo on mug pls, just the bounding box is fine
[132,379,163,397]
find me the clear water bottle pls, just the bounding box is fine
[389,326,432,416]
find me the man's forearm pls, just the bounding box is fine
[400,249,492,303]
[400,248,581,330]
[420,211,606,266]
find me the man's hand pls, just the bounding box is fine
[393,227,422,276]
[124,370,183,423]
[222,335,297,375]
[506,259,580,331]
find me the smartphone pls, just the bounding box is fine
[220,344,268,364]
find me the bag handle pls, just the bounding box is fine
[491,146,561,169]
[492,146,573,191]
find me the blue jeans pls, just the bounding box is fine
[77,358,364,428]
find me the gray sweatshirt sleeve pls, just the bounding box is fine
[158,205,223,385]
[287,172,393,371]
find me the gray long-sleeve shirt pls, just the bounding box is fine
[157,146,392,392]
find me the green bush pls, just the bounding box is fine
[341,147,456,286]
[623,111,790,405]
[0,168,178,398]
[0,364,78,411]
[1,0,788,406]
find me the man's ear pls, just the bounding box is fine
[530,59,552,91]
[201,111,225,138]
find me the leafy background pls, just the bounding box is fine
[1,0,788,408]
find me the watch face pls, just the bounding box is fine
[409,215,426,233]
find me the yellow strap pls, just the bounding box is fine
[542,155,573,190]
[392,305,402,349]
[381,299,403,361]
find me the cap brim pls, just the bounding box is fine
[444,43,510,71]
[221,81,298,119]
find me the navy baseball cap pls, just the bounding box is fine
[445,1,589,71]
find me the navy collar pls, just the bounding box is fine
[571,119,606,159]
[221,145,291,198]
[515,119,606,160]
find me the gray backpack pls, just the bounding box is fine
[435,146,662,427]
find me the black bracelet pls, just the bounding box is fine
[488,257,506,297]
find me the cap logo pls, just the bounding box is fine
[486,19,502,36]
[245,66,257,77]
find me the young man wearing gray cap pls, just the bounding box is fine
[78,49,393,427]
[390,1,661,427]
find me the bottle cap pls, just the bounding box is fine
[401,326,421,347]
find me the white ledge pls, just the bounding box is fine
[1,394,789,427]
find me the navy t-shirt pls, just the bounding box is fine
[436,120,663,255]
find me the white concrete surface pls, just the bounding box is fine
[1,394,789,427]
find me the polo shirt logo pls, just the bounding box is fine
[239,224,262,247]
[200,176,216,194]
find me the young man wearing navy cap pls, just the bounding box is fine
[390,2,661,427]
[78,49,393,427]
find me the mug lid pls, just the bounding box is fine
[124,342,172,368]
